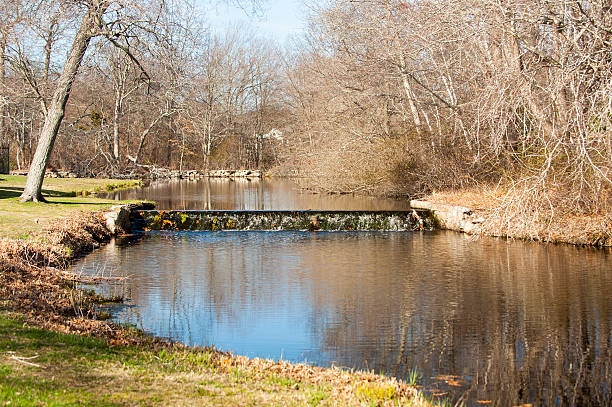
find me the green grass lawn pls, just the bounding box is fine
[0,175,142,239]
[0,313,433,407]
[0,313,332,406]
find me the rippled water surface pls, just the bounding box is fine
[82,179,611,406]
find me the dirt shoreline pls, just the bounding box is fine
[0,208,430,406]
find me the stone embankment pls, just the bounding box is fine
[146,168,262,179]
[410,200,485,234]
[11,169,263,180]
[104,202,155,234]
[11,169,89,178]
[206,169,262,178]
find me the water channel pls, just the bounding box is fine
[77,178,612,406]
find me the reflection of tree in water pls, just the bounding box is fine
[102,178,410,210]
[301,234,611,406]
[77,231,611,406]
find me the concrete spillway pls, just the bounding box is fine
[132,210,436,232]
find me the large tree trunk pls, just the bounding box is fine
[20,5,102,202]
[0,37,6,145]
[112,94,121,160]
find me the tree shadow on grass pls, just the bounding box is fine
[48,201,113,206]
[0,188,21,199]
[0,186,85,200]
[0,316,125,407]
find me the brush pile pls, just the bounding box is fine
[0,212,140,341]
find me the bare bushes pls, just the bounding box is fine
[283,0,611,240]
[44,212,111,261]
[0,212,111,268]
[295,135,403,195]
[479,0,612,235]
[0,256,101,329]
[296,133,497,197]
[481,178,612,245]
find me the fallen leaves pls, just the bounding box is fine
[446,379,466,387]
[433,374,466,387]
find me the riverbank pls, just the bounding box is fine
[423,187,611,247]
[293,176,611,247]
[0,311,430,406]
[0,177,433,406]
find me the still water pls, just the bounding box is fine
[83,179,611,406]
[103,177,411,210]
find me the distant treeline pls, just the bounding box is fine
[0,0,286,175]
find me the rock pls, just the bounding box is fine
[411,209,424,231]
[309,215,320,231]
[410,200,482,234]
[206,169,262,178]
[104,205,132,234]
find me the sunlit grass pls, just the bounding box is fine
[0,313,431,406]
[408,368,422,386]
[0,175,142,239]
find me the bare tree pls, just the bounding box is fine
[283,0,610,233]
[0,0,28,146]
[19,1,111,202]
[18,0,264,201]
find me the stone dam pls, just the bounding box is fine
[131,209,437,232]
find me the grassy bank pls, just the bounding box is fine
[0,175,141,239]
[0,177,433,406]
[0,312,431,406]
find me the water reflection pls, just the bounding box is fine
[103,178,410,210]
[76,231,612,406]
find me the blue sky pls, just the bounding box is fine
[201,0,308,44]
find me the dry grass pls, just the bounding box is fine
[427,186,506,212]
[426,185,612,246]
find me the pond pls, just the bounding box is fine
[80,178,611,406]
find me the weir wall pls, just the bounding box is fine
[131,210,436,232]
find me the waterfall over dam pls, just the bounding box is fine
[132,210,436,232]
